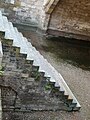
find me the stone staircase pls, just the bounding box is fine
[0,10,81,113]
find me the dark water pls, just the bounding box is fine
[15,24,90,71]
[44,37,90,71]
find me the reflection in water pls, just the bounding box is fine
[15,24,90,71]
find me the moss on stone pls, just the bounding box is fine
[34,72,40,81]
[0,65,4,76]
[45,82,54,90]
[2,39,13,46]
[0,31,5,38]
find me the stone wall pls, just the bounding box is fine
[48,0,90,40]
[17,0,90,40]
[0,0,48,29]
[14,0,47,29]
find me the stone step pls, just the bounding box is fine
[14,28,27,54]
[3,16,13,40]
[0,11,5,32]
[9,22,19,43]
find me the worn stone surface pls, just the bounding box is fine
[13,0,46,29]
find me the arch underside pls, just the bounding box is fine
[44,0,60,14]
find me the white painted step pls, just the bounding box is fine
[3,16,12,39]
[0,11,5,32]
[8,22,17,40]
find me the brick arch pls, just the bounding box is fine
[44,0,60,14]
[43,0,60,30]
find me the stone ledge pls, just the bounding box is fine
[47,28,90,41]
